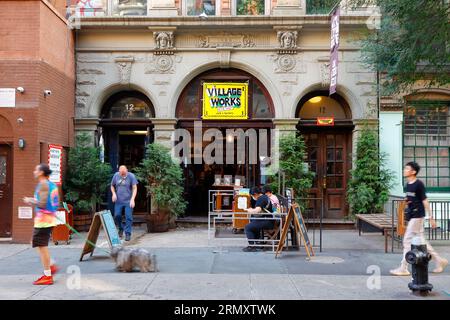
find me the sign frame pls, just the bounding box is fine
[202,82,249,120]
[48,144,63,186]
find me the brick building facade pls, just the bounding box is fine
[0,0,75,243]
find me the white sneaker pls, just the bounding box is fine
[390,266,410,276]
[432,258,448,273]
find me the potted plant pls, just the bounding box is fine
[63,133,112,231]
[347,124,395,225]
[135,143,187,232]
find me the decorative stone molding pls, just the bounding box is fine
[145,54,182,74]
[269,54,306,74]
[320,62,331,87]
[154,31,174,50]
[218,49,231,68]
[196,33,256,48]
[277,31,298,50]
[114,56,134,84]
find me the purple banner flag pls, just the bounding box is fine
[329,6,340,95]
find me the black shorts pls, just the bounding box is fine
[32,227,53,248]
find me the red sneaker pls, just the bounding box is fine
[33,275,53,285]
[50,264,60,275]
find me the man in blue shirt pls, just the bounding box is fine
[111,165,138,241]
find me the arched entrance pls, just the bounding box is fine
[176,68,275,216]
[100,90,155,213]
[296,91,353,219]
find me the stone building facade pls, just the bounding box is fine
[73,0,380,219]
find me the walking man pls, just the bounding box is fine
[390,162,448,276]
[111,165,138,241]
[23,164,60,285]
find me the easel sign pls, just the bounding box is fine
[79,210,121,261]
[275,203,315,260]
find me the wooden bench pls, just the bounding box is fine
[355,214,397,253]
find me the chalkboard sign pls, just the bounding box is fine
[294,205,311,247]
[101,211,121,247]
[80,210,121,261]
[275,204,315,259]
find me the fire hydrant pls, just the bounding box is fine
[405,236,433,295]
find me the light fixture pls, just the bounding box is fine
[18,138,26,149]
[308,96,322,103]
[133,130,148,134]
[226,134,234,143]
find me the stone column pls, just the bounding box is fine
[272,118,299,137]
[273,0,305,16]
[148,0,179,16]
[152,119,177,149]
[74,118,100,146]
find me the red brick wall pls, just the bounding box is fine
[0,0,75,243]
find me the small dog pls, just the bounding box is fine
[110,246,157,273]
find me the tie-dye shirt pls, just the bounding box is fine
[34,180,59,228]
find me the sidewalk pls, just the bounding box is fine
[0,227,449,300]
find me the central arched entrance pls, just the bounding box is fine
[100,90,155,214]
[296,91,354,219]
[176,68,275,216]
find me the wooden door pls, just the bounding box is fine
[0,145,12,237]
[303,131,350,219]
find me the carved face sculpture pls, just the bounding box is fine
[283,32,293,48]
[159,34,168,48]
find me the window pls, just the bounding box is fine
[101,92,154,119]
[185,0,217,15]
[232,0,269,15]
[111,0,148,16]
[403,100,450,191]
[306,0,336,14]
[236,0,264,15]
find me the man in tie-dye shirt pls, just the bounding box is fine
[23,163,60,285]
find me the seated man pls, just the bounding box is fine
[242,187,274,252]
[263,185,280,212]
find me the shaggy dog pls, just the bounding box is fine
[110,247,157,272]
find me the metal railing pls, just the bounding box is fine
[385,196,450,251]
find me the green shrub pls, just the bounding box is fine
[135,143,187,217]
[63,133,112,214]
[347,125,395,216]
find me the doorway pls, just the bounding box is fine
[100,90,155,213]
[302,130,352,219]
[0,145,12,237]
[296,91,354,219]
[176,68,275,216]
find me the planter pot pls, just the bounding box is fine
[73,213,93,232]
[146,209,170,233]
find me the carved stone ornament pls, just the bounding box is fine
[320,62,330,87]
[154,31,174,50]
[277,31,297,50]
[270,54,299,73]
[114,56,134,84]
[196,33,256,48]
[145,54,181,74]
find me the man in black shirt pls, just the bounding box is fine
[242,187,274,252]
[390,162,448,276]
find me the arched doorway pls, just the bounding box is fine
[296,91,353,219]
[0,115,13,237]
[176,68,275,216]
[100,90,155,213]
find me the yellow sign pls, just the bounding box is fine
[202,82,248,120]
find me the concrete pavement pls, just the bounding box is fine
[0,227,449,300]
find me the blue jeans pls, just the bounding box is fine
[114,203,133,236]
[244,219,275,245]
